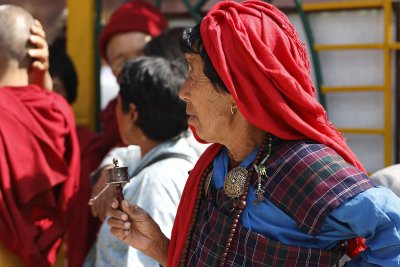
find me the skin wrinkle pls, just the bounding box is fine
[180,54,232,144]
[180,54,267,162]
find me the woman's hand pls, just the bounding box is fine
[28,20,52,91]
[107,199,170,265]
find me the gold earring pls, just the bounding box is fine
[230,104,238,116]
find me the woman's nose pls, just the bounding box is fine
[179,79,191,102]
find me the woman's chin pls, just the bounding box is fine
[188,115,197,125]
[189,124,209,143]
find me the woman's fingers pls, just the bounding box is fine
[108,216,130,229]
[108,212,131,241]
[108,199,129,220]
[109,224,130,241]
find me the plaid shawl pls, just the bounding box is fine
[262,139,373,235]
[184,139,374,266]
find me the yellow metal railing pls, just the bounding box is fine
[314,43,400,50]
[302,0,383,12]
[337,128,386,135]
[321,85,385,93]
[299,0,398,167]
[383,0,393,167]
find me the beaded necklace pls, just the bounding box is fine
[180,135,272,266]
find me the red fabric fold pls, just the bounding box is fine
[0,85,80,267]
[168,1,367,265]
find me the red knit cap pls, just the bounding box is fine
[99,0,168,60]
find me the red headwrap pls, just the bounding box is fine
[99,0,168,60]
[200,0,365,172]
[169,1,366,265]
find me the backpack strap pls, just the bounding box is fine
[131,152,194,178]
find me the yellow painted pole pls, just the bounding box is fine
[321,85,384,93]
[383,0,392,166]
[302,0,383,12]
[314,43,384,51]
[67,0,96,130]
[390,42,400,49]
[338,128,385,135]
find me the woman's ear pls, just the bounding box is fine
[129,103,138,123]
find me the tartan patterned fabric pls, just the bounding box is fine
[261,139,374,235]
[186,187,344,266]
[184,139,374,266]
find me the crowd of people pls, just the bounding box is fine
[0,1,399,267]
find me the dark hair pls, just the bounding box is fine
[118,56,188,141]
[49,44,78,103]
[144,27,188,76]
[179,22,228,93]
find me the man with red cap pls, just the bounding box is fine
[0,5,81,267]
[107,1,400,266]
[87,0,168,221]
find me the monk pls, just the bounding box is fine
[0,5,81,267]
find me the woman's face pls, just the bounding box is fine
[179,54,233,143]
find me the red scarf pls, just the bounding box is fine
[0,85,80,267]
[168,1,366,265]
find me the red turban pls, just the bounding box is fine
[99,0,168,60]
[200,0,364,172]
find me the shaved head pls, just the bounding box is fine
[0,5,34,65]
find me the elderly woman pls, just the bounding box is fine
[107,1,400,266]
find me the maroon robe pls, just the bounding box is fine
[0,85,81,267]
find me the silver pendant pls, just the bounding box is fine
[224,166,248,198]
